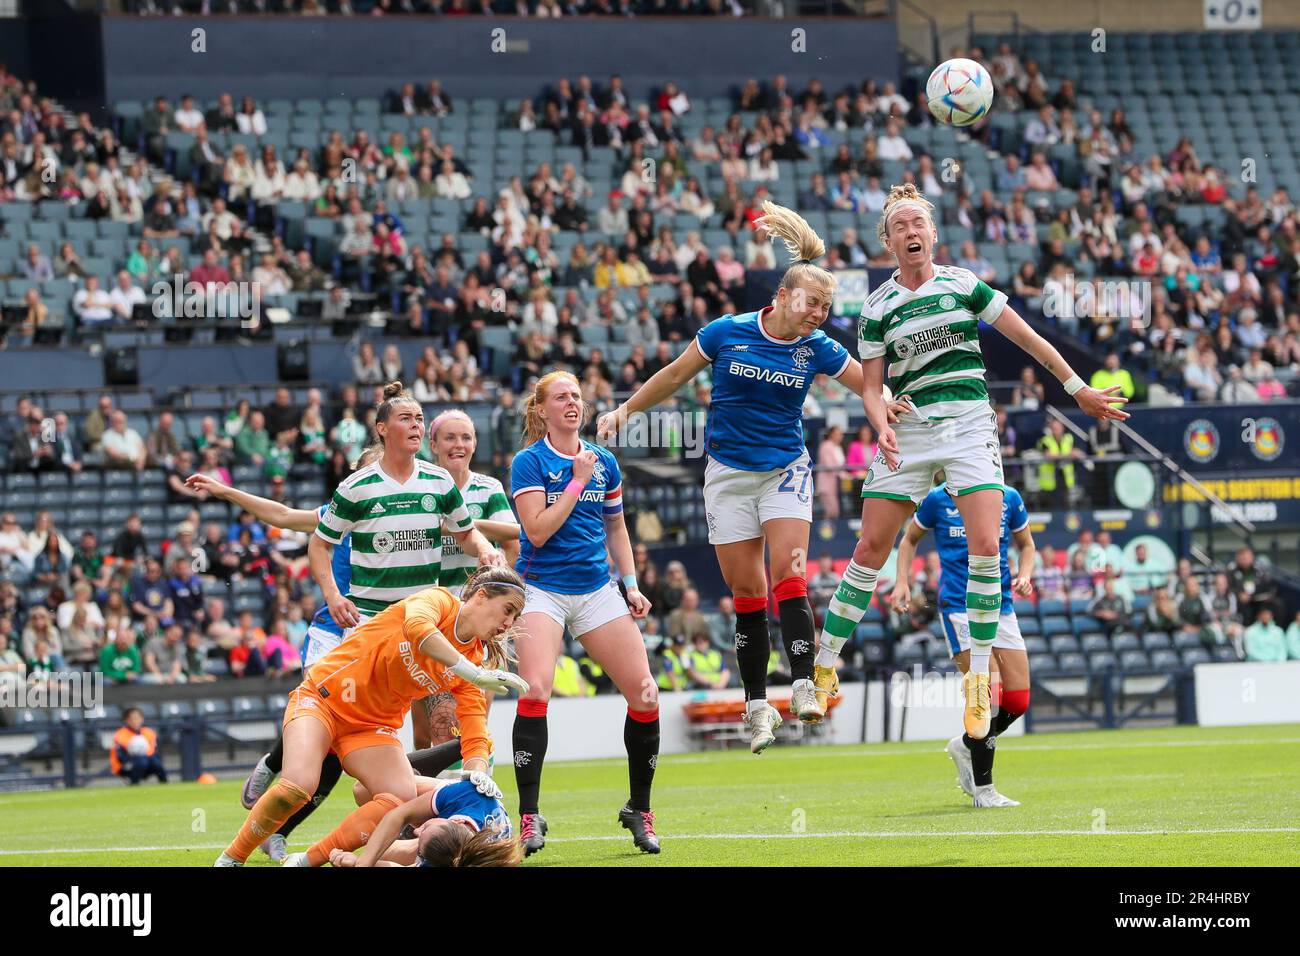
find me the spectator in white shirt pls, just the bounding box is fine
[73,275,115,327]
[109,271,147,322]
[173,95,205,134]
[877,82,910,117]
[251,145,286,203]
[235,96,267,137]
[283,158,321,202]
[875,120,913,162]
[747,147,779,183]
[1022,105,1060,148]
[1236,307,1268,350]
[252,254,291,296]
[101,410,147,471]
[434,160,471,200]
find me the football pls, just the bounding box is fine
[127,735,150,757]
[926,58,994,127]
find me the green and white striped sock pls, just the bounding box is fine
[966,553,1001,675]
[816,560,880,668]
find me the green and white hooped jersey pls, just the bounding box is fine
[315,460,474,616]
[439,471,516,595]
[858,265,1008,421]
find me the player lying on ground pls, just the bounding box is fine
[509,370,660,857]
[813,183,1126,744]
[283,772,518,868]
[891,470,1035,808]
[214,568,528,866]
[598,201,865,754]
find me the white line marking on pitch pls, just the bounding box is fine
[551,736,1300,768]
[4,827,1298,856]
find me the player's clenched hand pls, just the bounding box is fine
[1074,385,1130,422]
[328,594,362,629]
[329,848,359,867]
[625,587,651,619]
[1012,574,1034,597]
[471,668,530,696]
[877,425,901,470]
[571,449,597,484]
[889,581,912,614]
[459,770,504,801]
[477,547,505,569]
[596,406,627,442]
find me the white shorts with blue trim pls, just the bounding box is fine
[703,451,813,545]
[522,581,630,639]
[940,610,1025,658]
[301,624,346,668]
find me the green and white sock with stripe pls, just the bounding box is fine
[816,560,880,668]
[966,553,1001,675]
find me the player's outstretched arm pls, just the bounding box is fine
[989,305,1130,422]
[185,474,319,532]
[597,344,710,440]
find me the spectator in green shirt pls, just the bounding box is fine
[1243,607,1287,662]
[686,632,730,690]
[1089,351,1137,400]
[234,409,271,466]
[99,629,142,683]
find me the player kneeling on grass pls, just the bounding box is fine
[283,772,518,868]
[214,567,528,867]
[891,468,1034,808]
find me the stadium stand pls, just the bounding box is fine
[2,27,1300,786]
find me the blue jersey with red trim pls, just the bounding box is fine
[694,308,850,472]
[510,437,622,594]
[913,484,1029,613]
[431,780,512,840]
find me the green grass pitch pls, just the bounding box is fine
[1,723,1297,866]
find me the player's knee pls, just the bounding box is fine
[352,780,370,806]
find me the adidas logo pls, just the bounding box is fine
[369,502,386,515]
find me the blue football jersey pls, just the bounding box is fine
[309,503,353,638]
[431,780,512,840]
[913,484,1029,613]
[695,308,851,472]
[510,437,622,595]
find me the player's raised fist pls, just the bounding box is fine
[572,449,597,484]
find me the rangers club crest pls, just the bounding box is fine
[790,345,814,370]
[590,458,607,486]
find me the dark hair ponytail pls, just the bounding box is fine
[461,565,526,670]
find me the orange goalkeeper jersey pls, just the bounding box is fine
[305,587,490,763]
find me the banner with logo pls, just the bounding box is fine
[1007,404,1297,475]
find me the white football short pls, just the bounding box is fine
[940,611,1026,658]
[703,452,813,545]
[861,403,1004,505]
[522,581,630,639]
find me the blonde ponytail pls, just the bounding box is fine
[755,200,836,295]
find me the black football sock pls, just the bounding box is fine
[733,605,772,702]
[776,593,816,683]
[624,708,660,813]
[277,753,342,838]
[991,708,1023,737]
[264,735,284,774]
[963,733,997,788]
[513,702,549,816]
[406,739,463,778]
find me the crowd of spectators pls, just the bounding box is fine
[131,0,751,17]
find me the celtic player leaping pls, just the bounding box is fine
[813,184,1128,742]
